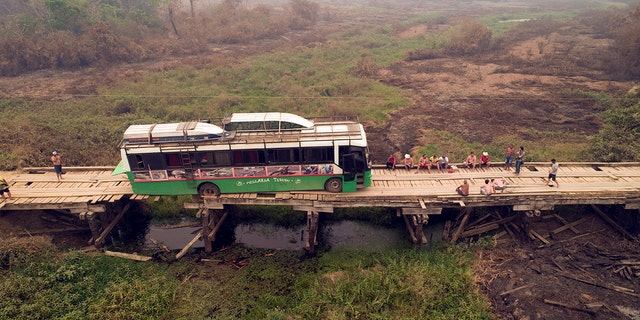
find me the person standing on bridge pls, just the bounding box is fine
[0,176,12,200]
[505,144,514,171]
[515,146,525,174]
[51,151,63,182]
[545,159,559,188]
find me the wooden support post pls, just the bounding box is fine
[206,211,228,245]
[305,211,319,253]
[86,212,101,245]
[201,208,212,253]
[413,214,428,247]
[450,208,472,244]
[403,214,418,244]
[94,202,131,248]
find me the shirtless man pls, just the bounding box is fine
[480,179,494,196]
[416,155,429,174]
[491,178,505,193]
[505,144,514,170]
[465,152,477,169]
[456,179,470,196]
[51,151,63,182]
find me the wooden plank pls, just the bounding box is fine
[550,217,587,235]
[104,250,152,262]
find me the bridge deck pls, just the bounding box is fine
[0,167,141,212]
[2,163,640,213]
[206,163,640,212]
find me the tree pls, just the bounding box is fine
[590,90,640,161]
[45,0,87,33]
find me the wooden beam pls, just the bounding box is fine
[207,211,229,239]
[552,214,580,234]
[105,250,152,262]
[590,204,638,242]
[550,217,587,235]
[402,214,418,243]
[94,202,131,247]
[450,208,472,244]
[176,232,202,259]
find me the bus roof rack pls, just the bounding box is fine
[122,121,225,144]
[222,112,314,132]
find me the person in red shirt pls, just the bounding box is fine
[386,154,396,170]
[480,151,491,167]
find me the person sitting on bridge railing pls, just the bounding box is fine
[416,154,429,174]
[404,154,414,170]
[429,155,439,171]
[386,154,396,170]
[480,151,491,167]
[465,152,477,169]
[438,154,449,173]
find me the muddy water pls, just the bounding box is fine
[144,219,446,252]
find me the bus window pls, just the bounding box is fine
[233,150,264,165]
[129,153,164,170]
[265,121,279,130]
[213,151,231,166]
[130,155,145,169]
[166,154,182,167]
[267,148,299,163]
[198,152,212,167]
[303,147,333,163]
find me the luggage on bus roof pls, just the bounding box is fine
[222,112,314,132]
[123,121,225,144]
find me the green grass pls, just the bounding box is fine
[0,244,493,319]
[415,129,591,163]
[478,10,583,38]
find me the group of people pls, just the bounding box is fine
[387,144,530,175]
[386,153,450,174]
[464,151,491,169]
[454,158,559,196]
[455,178,506,196]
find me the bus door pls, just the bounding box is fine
[341,154,356,182]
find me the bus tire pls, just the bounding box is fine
[324,178,342,193]
[198,183,220,197]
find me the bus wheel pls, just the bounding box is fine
[198,183,220,197]
[324,178,342,193]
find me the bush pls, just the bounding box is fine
[443,20,492,56]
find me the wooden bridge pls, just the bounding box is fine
[1,162,639,253]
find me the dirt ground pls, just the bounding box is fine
[468,208,640,320]
[1,1,639,319]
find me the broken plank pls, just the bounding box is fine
[550,217,587,235]
[104,250,152,262]
[543,299,595,315]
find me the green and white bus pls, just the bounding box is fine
[114,113,372,196]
